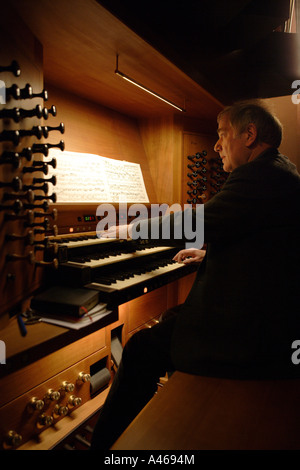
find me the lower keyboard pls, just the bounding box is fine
[86,261,197,307]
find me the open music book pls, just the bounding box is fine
[47,150,149,203]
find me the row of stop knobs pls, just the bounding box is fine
[3,372,91,448]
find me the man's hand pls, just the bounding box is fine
[173,248,206,264]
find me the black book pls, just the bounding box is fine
[30,286,100,318]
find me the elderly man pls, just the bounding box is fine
[91,100,300,450]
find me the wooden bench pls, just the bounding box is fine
[111,371,300,450]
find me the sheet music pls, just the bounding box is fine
[47,150,149,203]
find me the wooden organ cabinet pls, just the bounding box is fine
[0,0,223,450]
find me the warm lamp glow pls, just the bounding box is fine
[115,55,185,112]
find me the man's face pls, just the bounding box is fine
[214,114,251,172]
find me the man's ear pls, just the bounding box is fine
[245,123,258,147]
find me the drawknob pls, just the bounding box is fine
[5,231,35,246]
[77,372,91,383]
[0,200,23,214]
[44,389,60,401]
[4,430,22,448]
[53,405,68,417]
[6,251,35,265]
[33,175,57,186]
[5,84,21,100]
[0,60,21,76]
[19,83,32,99]
[37,414,54,428]
[61,381,75,393]
[28,397,45,411]
[0,130,20,145]
[5,210,35,224]
[68,395,82,407]
[0,176,22,192]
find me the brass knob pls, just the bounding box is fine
[68,395,82,407]
[44,389,60,401]
[28,397,44,411]
[4,430,22,448]
[61,381,75,392]
[77,372,91,383]
[53,404,68,417]
[37,414,54,428]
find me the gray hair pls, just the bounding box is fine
[218,100,282,148]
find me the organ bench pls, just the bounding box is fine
[112,371,300,450]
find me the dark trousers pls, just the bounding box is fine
[90,312,178,450]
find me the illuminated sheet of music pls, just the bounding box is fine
[47,150,149,203]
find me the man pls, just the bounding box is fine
[91,100,300,450]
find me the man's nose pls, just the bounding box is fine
[214,139,221,152]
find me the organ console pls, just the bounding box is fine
[0,51,198,448]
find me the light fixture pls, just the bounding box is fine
[115,55,186,112]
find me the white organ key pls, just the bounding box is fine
[51,236,117,249]
[69,246,175,268]
[87,261,185,291]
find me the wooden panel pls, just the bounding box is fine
[139,116,183,205]
[121,286,168,336]
[0,326,107,407]
[119,276,194,341]
[265,95,300,172]
[112,371,300,450]
[10,0,223,121]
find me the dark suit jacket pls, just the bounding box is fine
[138,148,300,379]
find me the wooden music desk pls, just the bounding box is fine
[112,371,300,450]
